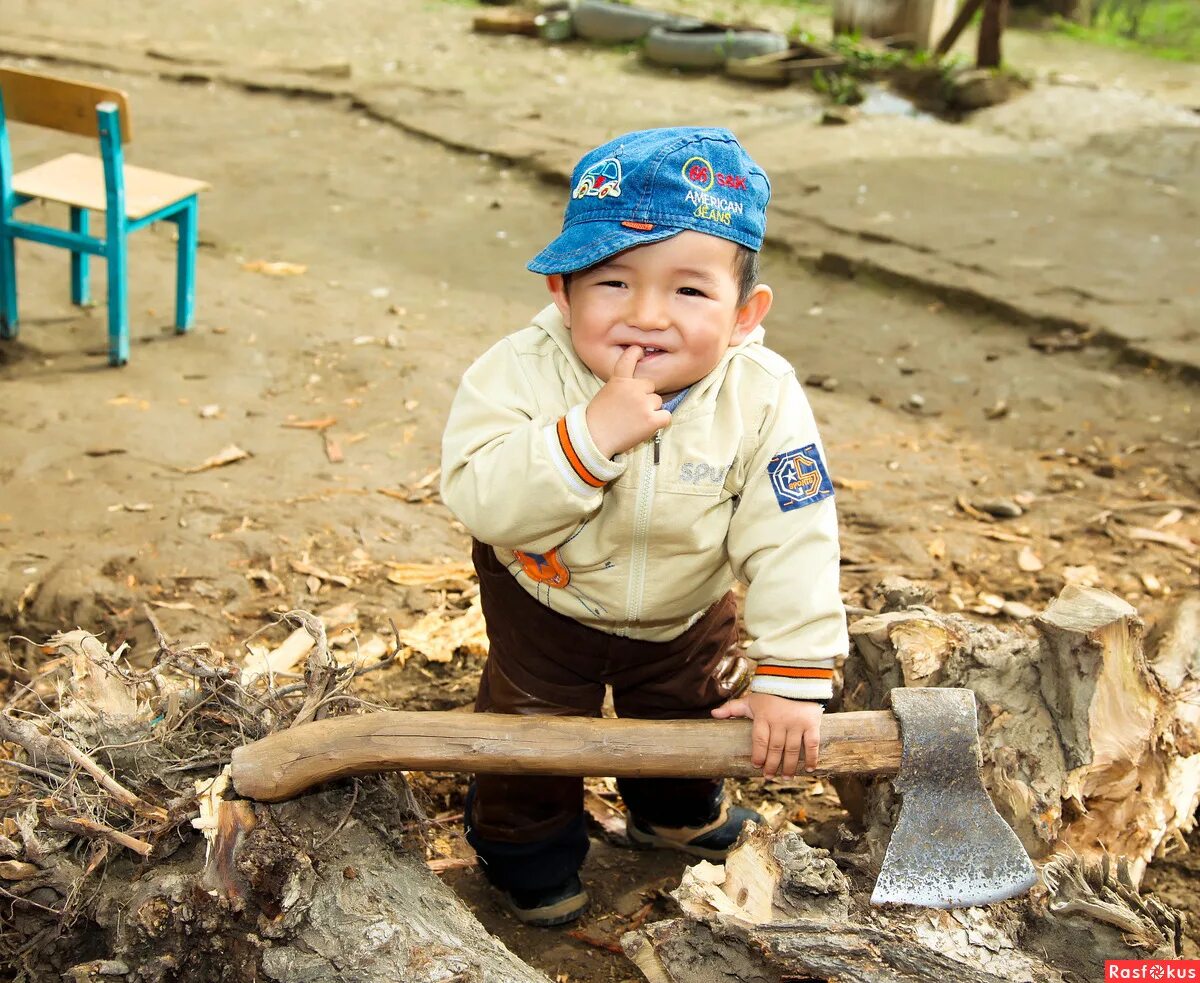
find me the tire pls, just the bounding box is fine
[643,25,789,69]
[571,0,703,43]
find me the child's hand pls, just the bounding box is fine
[711,692,823,778]
[586,346,673,459]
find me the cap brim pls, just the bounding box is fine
[527,221,683,275]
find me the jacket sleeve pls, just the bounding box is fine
[440,337,626,552]
[726,373,848,702]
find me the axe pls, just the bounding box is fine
[230,686,1036,908]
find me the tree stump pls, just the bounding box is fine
[839,584,1200,884]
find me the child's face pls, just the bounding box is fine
[547,231,772,397]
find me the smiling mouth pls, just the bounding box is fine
[625,345,667,357]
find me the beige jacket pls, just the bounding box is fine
[441,305,847,701]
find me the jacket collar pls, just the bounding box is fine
[530,304,766,409]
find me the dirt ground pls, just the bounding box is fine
[0,1,1198,979]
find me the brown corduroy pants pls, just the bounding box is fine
[466,540,747,891]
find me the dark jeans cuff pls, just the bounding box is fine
[464,783,590,891]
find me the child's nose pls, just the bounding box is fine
[629,292,670,331]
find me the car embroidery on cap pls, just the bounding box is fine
[767,444,835,512]
[572,157,623,200]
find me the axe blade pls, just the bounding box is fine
[871,687,1037,909]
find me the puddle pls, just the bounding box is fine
[859,83,937,121]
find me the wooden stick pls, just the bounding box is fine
[977,0,1007,68]
[935,0,985,56]
[43,814,153,857]
[230,710,902,803]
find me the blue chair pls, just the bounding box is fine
[0,67,208,365]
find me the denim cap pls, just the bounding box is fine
[528,127,770,275]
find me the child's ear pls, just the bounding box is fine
[546,275,571,326]
[732,284,773,344]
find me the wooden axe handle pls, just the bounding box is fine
[230,710,901,803]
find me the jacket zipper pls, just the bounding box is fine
[625,436,657,629]
[653,431,661,465]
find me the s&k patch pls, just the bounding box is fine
[767,445,834,512]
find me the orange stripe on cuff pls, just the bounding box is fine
[557,417,606,488]
[754,666,834,679]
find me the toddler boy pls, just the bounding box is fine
[441,127,847,927]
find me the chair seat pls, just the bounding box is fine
[12,152,209,220]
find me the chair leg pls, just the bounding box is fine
[174,197,197,333]
[0,231,17,340]
[107,237,129,367]
[70,207,90,306]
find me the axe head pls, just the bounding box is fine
[871,687,1037,908]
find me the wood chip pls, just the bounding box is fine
[323,433,344,464]
[1140,573,1166,596]
[426,857,477,873]
[241,259,307,276]
[283,417,337,431]
[1126,527,1197,554]
[1063,564,1102,587]
[973,526,1032,545]
[178,445,251,473]
[834,476,874,492]
[396,596,487,663]
[1018,547,1044,572]
[1153,509,1184,529]
[290,556,353,587]
[0,860,39,880]
[385,561,475,589]
[956,495,993,522]
[148,600,197,611]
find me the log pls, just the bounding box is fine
[97,783,552,983]
[230,709,903,802]
[622,823,1183,981]
[840,584,1200,884]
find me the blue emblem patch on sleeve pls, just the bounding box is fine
[767,444,835,512]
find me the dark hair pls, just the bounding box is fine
[732,245,760,306]
[563,243,760,305]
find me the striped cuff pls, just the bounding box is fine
[750,663,834,702]
[543,404,625,499]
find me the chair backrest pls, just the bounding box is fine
[0,67,131,143]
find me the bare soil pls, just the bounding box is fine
[0,2,1197,979]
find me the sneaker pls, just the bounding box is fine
[627,802,764,862]
[500,874,589,927]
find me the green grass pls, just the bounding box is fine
[1055,0,1200,61]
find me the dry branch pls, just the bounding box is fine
[0,712,167,821]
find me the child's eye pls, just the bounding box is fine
[678,287,707,298]
[597,280,626,289]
